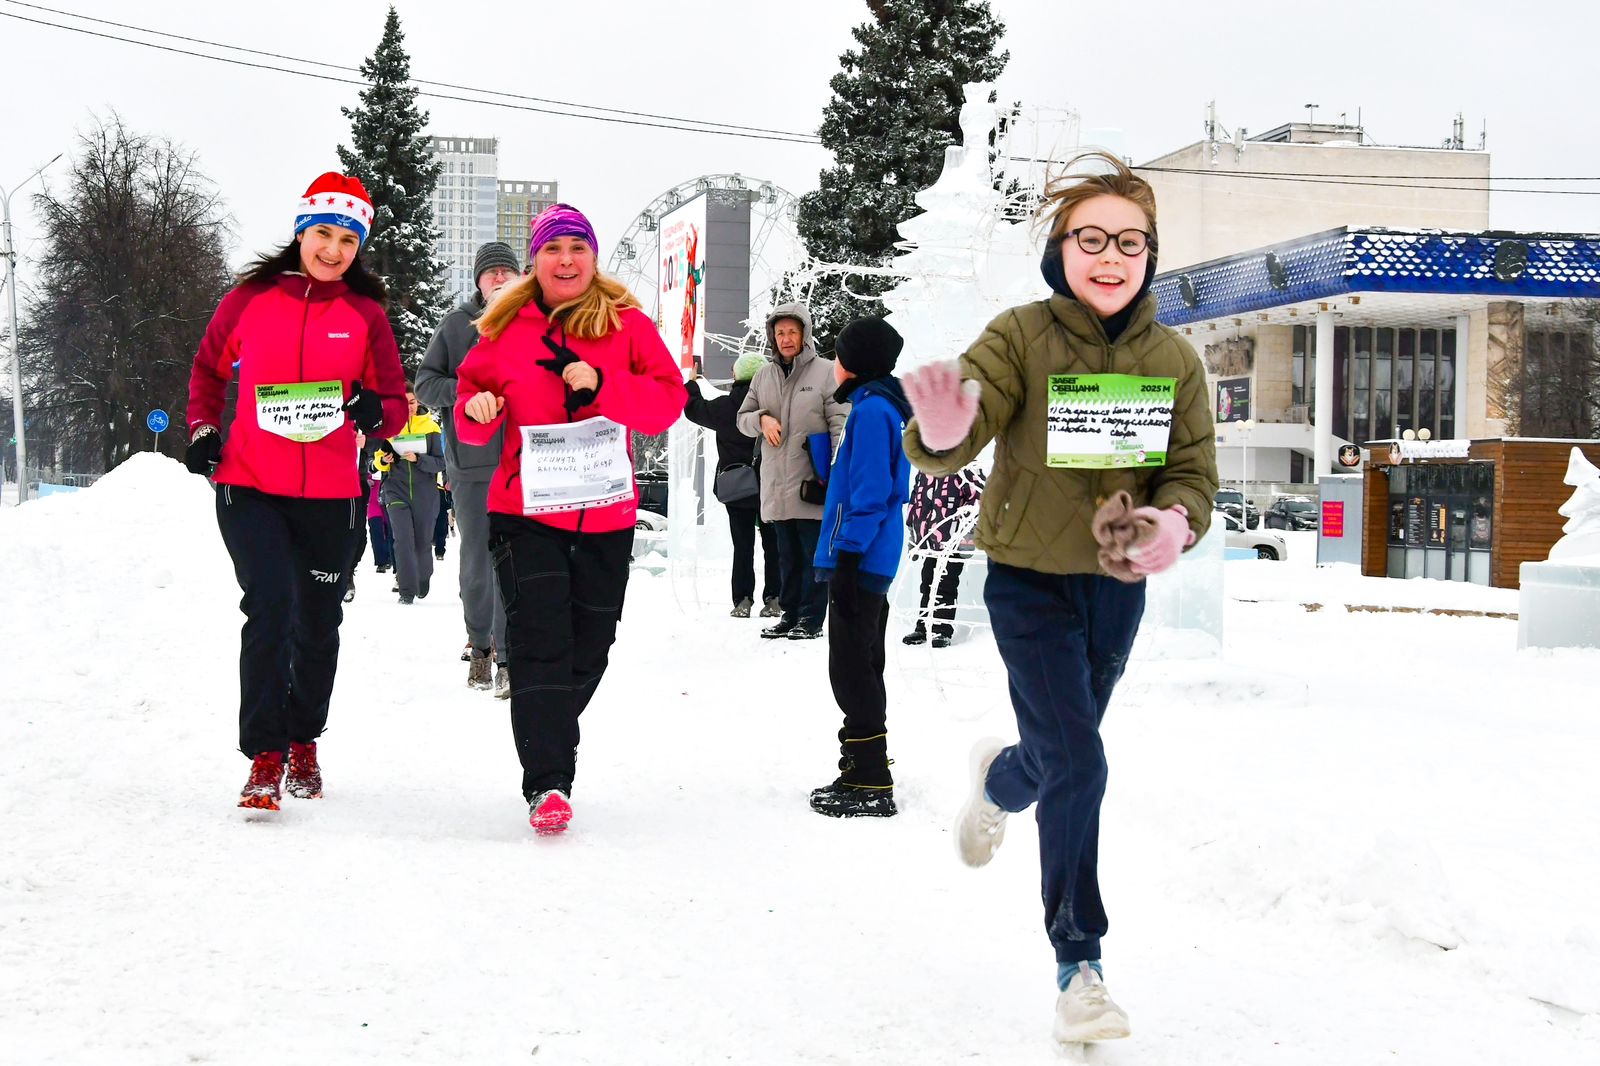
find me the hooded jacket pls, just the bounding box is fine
[904,292,1218,576]
[453,300,685,533]
[187,274,409,499]
[415,293,504,483]
[734,303,849,522]
[813,376,913,587]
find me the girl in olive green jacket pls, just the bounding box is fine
[903,151,1218,1048]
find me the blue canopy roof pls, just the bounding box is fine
[1152,227,1600,326]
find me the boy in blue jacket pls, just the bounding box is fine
[811,317,913,817]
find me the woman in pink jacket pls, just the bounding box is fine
[457,204,684,834]
[186,172,409,811]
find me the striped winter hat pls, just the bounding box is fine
[295,172,375,246]
[528,203,598,258]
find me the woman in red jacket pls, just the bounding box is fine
[186,172,409,811]
[456,203,684,834]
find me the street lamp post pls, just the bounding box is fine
[1234,418,1256,526]
[2,153,64,505]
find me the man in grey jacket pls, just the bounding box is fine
[415,241,518,694]
[736,302,849,639]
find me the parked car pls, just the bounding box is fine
[1214,489,1260,528]
[634,509,667,533]
[1264,496,1319,531]
[1216,510,1287,560]
[635,471,668,517]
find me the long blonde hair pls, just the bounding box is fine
[476,270,642,342]
[1037,150,1159,247]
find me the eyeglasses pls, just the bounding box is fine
[1065,226,1152,257]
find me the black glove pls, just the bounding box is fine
[830,551,862,614]
[536,335,579,376]
[343,380,384,433]
[185,427,222,476]
[538,335,601,413]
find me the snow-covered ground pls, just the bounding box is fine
[2,454,1596,1064]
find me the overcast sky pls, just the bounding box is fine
[2,0,1593,279]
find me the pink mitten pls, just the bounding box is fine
[1126,505,1193,576]
[903,360,981,452]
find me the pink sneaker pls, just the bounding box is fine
[529,789,573,835]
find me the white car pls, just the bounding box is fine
[1216,510,1287,560]
[634,510,667,533]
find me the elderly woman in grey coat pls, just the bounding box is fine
[735,302,848,639]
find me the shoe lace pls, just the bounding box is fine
[249,755,283,788]
[977,802,1006,835]
[288,745,317,778]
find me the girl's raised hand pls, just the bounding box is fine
[903,360,981,452]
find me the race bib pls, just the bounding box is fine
[256,380,344,443]
[390,433,430,455]
[519,415,633,514]
[1046,374,1175,469]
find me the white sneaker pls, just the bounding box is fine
[1052,963,1131,1044]
[955,737,1008,867]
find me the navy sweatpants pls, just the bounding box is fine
[982,562,1145,964]
[215,485,364,757]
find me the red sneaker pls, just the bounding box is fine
[239,752,285,810]
[286,741,322,799]
[529,789,573,835]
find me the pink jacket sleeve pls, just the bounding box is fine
[359,301,411,440]
[454,333,507,446]
[186,285,256,433]
[594,314,688,436]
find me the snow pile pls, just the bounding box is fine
[2,456,1597,1063]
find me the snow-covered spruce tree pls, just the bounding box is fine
[336,6,450,369]
[795,0,1007,350]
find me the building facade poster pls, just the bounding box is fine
[1216,377,1251,423]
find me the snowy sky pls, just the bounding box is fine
[2,0,1594,274]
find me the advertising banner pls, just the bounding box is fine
[1215,377,1251,423]
[658,195,708,370]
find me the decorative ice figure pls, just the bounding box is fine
[879,83,1057,374]
[1547,447,1600,562]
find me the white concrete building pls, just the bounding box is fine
[1142,119,1490,272]
[428,136,500,300]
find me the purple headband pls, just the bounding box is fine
[528,203,598,259]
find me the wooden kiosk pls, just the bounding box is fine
[1361,438,1600,589]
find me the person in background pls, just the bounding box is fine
[372,387,445,604]
[184,171,407,811]
[683,350,779,618]
[901,151,1217,1047]
[735,303,848,640]
[365,443,393,578]
[903,465,986,648]
[455,204,684,835]
[416,241,520,693]
[808,317,912,818]
[433,480,453,561]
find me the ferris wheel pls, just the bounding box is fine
[606,174,805,348]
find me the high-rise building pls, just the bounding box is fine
[498,180,560,257]
[427,136,500,299]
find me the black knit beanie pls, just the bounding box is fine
[834,317,904,382]
[473,241,521,284]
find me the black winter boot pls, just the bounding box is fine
[810,732,896,818]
